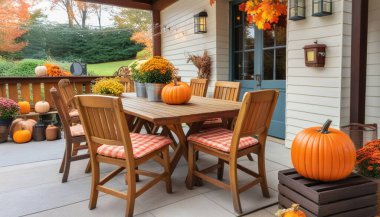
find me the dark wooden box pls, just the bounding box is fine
[278,169,377,217]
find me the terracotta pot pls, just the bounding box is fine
[46,125,58,141]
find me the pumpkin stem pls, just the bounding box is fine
[321,119,332,134]
[173,77,178,86]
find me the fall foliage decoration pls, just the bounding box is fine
[275,204,306,217]
[210,0,287,30]
[357,139,380,178]
[0,0,30,53]
[291,119,356,182]
[161,79,192,105]
[35,101,50,113]
[10,118,36,137]
[35,66,48,77]
[44,63,72,77]
[18,100,30,114]
[13,129,32,143]
[187,50,211,79]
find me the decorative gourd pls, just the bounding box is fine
[13,129,32,143]
[35,66,47,77]
[161,79,192,105]
[45,125,58,141]
[18,100,31,114]
[276,204,306,217]
[35,101,50,113]
[10,118,37,136]
[291,119,356,182]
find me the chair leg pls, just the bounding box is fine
[135,167,140,182]
[126,170,136,217]
[59,149,66,173]
[195,151,199,161]
[246,154,254,161]
[258,152,270,198]
[229,161,242,214]
[162,147,172,193]
[85,159,91,173]
[62,140,73,183]
[89,160,100,210]
[217,158,224,180]
[186,142,195,190]
[72,143,80,156]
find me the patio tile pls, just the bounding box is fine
[243,209,275,217]
[265,141,292,168]
[203,186,278,215]
[150,194,235,217]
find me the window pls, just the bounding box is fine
[231,2,286,81]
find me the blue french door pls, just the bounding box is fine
[230,1,286,139]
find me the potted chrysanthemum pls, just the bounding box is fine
[92,77,125,97]
[139,56,175,102]
[129,59,148,98]
[0,98,20,143]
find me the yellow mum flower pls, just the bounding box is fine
[92,78,124,96]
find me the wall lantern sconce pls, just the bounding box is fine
[312,0,332,17]
[289,0,305,20]
[303,41,326,67]
[194,11,208,34]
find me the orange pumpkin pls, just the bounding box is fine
[161,79,192,105]
[291,119,356,182]
[13,129,32,143]
[18,101,31,114]
[10,118,37,137]
[276,204,306,217]
[35,101,50,113]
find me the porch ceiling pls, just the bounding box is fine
[77,0,177,11]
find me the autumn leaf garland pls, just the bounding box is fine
[209,0,287,30]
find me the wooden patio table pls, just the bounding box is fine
[120,93,241,177]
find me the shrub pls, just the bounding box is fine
[136,50,152,59]
[0,59,14,76]
[7,59,45,77]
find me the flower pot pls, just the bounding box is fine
[0,119,13,143]
[135,82,147,98]
[146,83,165,102]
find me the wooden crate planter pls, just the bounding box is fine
[367,177,380,216]
[278,169,377,217]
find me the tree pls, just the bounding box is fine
[93,4,102,29]
[0,0,30,53]
[131,31,152,58]
[50,0,76,27]
[113,8,152,31]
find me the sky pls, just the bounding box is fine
[33,1,117,28]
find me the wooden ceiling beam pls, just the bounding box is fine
[77,0,153,10]
[152,0,177,11]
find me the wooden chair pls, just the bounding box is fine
[74,95,173,217]
[190,78,208,97]
[50,87,90,183]
[57,79,80,124]
[119,76,135,93]
[187,90,279,214]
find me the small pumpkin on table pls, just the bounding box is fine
[161,78,192,105]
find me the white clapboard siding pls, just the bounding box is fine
[366,0,380,138]
[161,0,230,96]
[285,0,352,147]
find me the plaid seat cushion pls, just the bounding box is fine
[69,109,79,117]
[188,128,258,152]
[70,124,84,137]
[97,133,172,159]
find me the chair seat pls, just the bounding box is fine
[69,109,79,117]
[97,133,172,159]
[188,128,258,152]
[70,124,85,137]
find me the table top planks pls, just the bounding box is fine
[121,93,241,125]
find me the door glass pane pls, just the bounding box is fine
[263,30,275,48]
[275,20,286,46]
[234,52,243,80]
[234,26,243,51]
[263,49,274,80]
[276,48,286,80]
[244,51,254,80]
[245,25,255,50]
[234,6,243,26]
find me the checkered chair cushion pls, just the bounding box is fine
[69,109,79,117]
[188,128,258,152]
[97,133,172,159]
[70,124,85,137]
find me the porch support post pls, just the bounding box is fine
[350,0,369,123]
[152,9,161,56]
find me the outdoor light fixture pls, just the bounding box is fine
[303,41,326,67]
[194,11,208,34]
[312,0,332,17]
[289,0,305,20]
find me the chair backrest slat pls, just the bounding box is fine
[213,81,241,101]
[232,90,279,151]
[50,88,74,137]
[58,79,77,110]
[119,76,135,93]
[190,78,208,97]
[74,95,135,168]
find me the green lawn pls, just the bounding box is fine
[87,60,134,76]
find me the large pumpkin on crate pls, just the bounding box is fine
[291,120,356,182]
[161,79,191,105]
[10,118,37,137]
